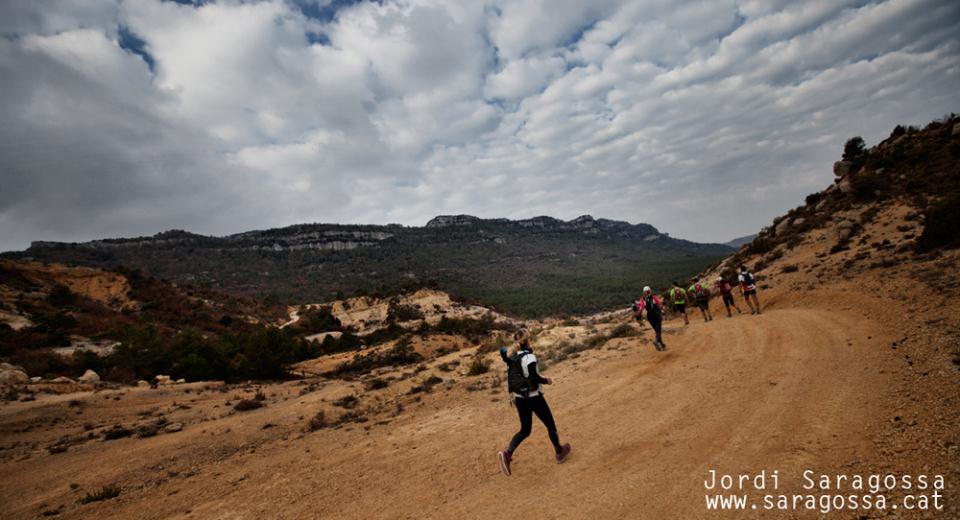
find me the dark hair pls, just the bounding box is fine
[740,265,747,271]
[672,280,679,286]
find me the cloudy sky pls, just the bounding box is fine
[1,0,958,251]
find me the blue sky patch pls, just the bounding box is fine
[118,25,155,73]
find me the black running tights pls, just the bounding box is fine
[648,316,663,344]
[508,394,561,454]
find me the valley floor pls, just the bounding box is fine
[1,282,957,519]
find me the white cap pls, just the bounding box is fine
[643,286,651,293]
[716,276,723,282]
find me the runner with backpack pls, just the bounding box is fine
[634,286,666,351]
[497,329,571,476]
[688,278,713,322]
[714,276,742,317]
[738,265,762,315]
[669,281,689,325]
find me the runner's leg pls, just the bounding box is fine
[531,395,562,453]
[507,397,534,453]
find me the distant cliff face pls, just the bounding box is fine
[10,215,731,317]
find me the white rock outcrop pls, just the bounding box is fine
[79,370,100,383]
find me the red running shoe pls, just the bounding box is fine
[556,443,572,464]
[497,450,512,476]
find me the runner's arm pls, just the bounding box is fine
[526,361,550,385]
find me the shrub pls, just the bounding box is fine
[916,193,960,252]
[743,234,775,256]
[333,394,359,409]
[561,317,580,327]
[102,425,133,441]
[47,284,77,307]
[136,418,167,438]
[388,303,425,322]
[78,485,121,504]
[544,340,586,363]
[781,265,800,273]
[102,324,315,384]
[850,172,884,201]
[428,315,513,340]
[843,136,866,162]
[319,331,364,354]
[306,411,327,431]
[233,399,264,412]
[466,355,491,376]
[584,332,608,349]
[364,377,390,390]
[606,323,639,339]
[295,306,342,334]
[804,192,823,207]
[329,336,423,377]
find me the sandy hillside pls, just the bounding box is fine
[0,260,132,310]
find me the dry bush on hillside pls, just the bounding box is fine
[333,394,359,409]
[466,355,491,376]
[233,399,264,412]
[606,323,640,340]
[363,377,390,390]
[78,485,120,504]
[102,425,133,440]
[306,411,327,431]
[328,336,423,377]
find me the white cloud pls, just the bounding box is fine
[1,0,959,251]
[484,55,566,100]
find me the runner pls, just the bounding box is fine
[497,329,571,476]
[714,275,742,317]
[669,281,689,325]
[688,277,713,322]
[738,265,762,315]
[634,286,666,351]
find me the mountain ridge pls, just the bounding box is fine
[25,213,671,250]
[7,214,731,318]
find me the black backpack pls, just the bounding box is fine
[644,296,661,318]
[742,272,755,285]
[507,350,533,396]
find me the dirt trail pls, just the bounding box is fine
[3,295,927,520]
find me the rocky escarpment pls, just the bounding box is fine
[26,214,669,256]
[425,214,662,238]
[9,214,731,317]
